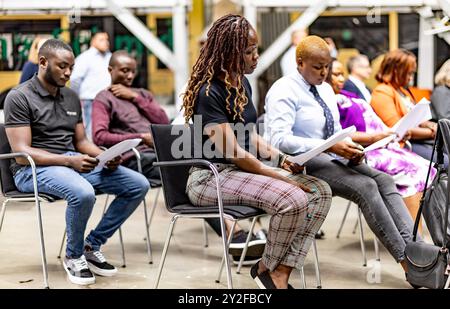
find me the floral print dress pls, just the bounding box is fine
[337,90,436,197]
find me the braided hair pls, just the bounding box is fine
[182,14,251,123]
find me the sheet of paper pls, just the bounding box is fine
[289,126,356,165]
[392,98,432,141]
[96,138,142,168]
[363,134,396,153]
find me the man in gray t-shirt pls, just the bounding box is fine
[4,39,149,286]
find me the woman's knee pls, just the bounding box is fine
[277,189,309,216]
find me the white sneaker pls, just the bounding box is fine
[63,256,95,285]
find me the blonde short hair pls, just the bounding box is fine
[295,35,329,65]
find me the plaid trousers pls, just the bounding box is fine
[186,164,332,271]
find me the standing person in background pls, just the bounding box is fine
[430,59,450,120]
[343,54,372,102]
[370,49,448,168]
[19,37,48,83]
[71,32,112,140]
[280,28,308,76]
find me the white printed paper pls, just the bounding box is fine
[96,138,142,168]
[289,126,356,165]
[392,98,432,141]
[363,134,396,153]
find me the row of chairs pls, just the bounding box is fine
[0,123,374,289]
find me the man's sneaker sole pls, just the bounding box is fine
[87,261,118,277]
[63,260,96,285]
[229,239,265,257]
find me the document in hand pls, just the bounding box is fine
[392,98,432,141]
[288,126,356,165]
[363,134,396,153]
[96,138,142,168]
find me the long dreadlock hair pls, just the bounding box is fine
[182,14,251,123]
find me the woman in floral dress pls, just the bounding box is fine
[328,59,435,227]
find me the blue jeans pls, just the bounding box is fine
[81,99,93,141]
[14,152,150,258]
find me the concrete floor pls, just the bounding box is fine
[0,189,414,289]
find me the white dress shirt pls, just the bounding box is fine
[264,71,342,155]
[348,75,371,103]
[70,47,112,100]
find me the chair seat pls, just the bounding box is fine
[4,189,106,203]
[4,190,60,202]
[170,204,265,219]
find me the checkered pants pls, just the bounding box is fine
[186,164,332,271]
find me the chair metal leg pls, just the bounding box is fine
[154,216,178,289]
[357,207,367,267]
[0,199,8,233]
[312,239,322,288]
[352,218,359,234]
[35,197,49,289]
[236,217,258,274]
[57,229,66,259]
[299,267,306,289]
[216,221,236,283]
[202,220,209,248]
[336,201,351,238]
[147,187,161,228]
[142,197,153,264]
[134,152,153,264]
[102,194,110,214]
[374,238,380,261]
[118,227,126,268]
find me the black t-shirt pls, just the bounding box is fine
[193,77,257,163]
[4,75,83,174]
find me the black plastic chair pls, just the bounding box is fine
[150,124,265,289]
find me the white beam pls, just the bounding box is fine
[252,0,329,78]
[246,0,439,8]
[0,0,189,10]
[105,0,177,71]
[418,11,435,88]
[173,1,189,106]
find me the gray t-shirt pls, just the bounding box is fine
[4,75,83,173]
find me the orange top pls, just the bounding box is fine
[370,83,416,128]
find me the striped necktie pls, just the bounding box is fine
[309,85,334,139]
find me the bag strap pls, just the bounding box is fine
[438,120,450,247]
[412,127,438,241]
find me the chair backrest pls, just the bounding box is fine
[150,124,195,209]
[256,114,265,136]
[0,124,20,195]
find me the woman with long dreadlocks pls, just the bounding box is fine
[183,14,332,289]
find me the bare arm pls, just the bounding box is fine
[205,123,311,191]
[6,126,73,166]
[73,123,103,157]
[350,131,394,146]
[251,129,281,162]
[5,125,98,172]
